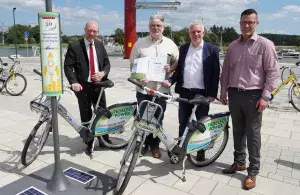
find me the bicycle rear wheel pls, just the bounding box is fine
[290,83,300,112]
[5,73,27,96]
[99,115,135,149]
[21,119,51,166]
[187,125,229,167]
[114,137,141,195]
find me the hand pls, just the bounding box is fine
[164,64,171,73]
[208,97,215,102]
[220,95,228,105]
[92,71,105,81]
[139,78,150,84]
[256,98,268,112]
[71,83,83,92]
[162,80,171,87]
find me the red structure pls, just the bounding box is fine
[124,0,136,59]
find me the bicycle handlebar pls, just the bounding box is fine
[127,77,189,103]
[296,61,300,66]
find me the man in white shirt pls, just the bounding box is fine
[130,14,179,158]
[164,21,220,161]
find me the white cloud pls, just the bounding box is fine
[282,5,300,12]
[0,0,44,11]
[293,17,300,22]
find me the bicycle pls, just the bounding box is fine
[114,78,230,195]
[0,57,27,96]
[280,62,300,82]
[21,69,137,166]
[270,61,300,111]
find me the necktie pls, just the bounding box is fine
[89,43,95,82]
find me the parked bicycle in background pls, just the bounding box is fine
[0,57,27,96]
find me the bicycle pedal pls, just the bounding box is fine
[170,154,179,164]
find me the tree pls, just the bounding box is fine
[114,28,124,45]
[163,26,172,39]
[296,36,300,47]
[29,37,36,44]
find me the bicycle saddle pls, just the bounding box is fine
[189,94,209,105]
[95,79,114,88]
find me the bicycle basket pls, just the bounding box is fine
[134,100,163,133]
[30,93,50,114]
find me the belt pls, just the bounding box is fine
[182,88,205,93]
[228,87,262,92]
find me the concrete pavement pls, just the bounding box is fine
[0,57,300,194]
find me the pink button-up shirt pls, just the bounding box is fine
[220,33,279,99]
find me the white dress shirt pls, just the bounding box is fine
[183,41,205,89]
[84,38,99,82]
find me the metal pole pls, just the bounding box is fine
[45,0,70,192]
[13,8,17,58]
[26,39,28,57]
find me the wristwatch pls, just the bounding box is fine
[261,95,271,101]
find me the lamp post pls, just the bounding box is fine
[13,7,17,58]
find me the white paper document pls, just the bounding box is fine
[131,56,167,82]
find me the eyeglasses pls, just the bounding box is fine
[240,21,257,26]
[86,29,99,33]
[150,24,163,28]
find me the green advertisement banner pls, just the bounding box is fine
[38,12,63,96]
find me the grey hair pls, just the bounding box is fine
[85,21,99,29]
[188,21,205,32]
[149,14,165,23]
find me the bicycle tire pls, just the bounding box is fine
[187,124,229,167]
[290,83,300,112]
[21,119,51,166]
[114,139,141,195]
[281,67,290,82]
[5,73,27,96]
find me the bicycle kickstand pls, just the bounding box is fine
[182,155,187,182]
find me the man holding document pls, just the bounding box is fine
[130,14,179,158]
[164,21,220,161]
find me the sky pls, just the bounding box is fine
[0,0,299,36]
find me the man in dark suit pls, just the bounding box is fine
[64,21,111,156]
[164,21,220,161]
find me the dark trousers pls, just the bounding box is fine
[75,82,106,125]
[136,92,167,149]
[228,88,262,176]
[178,88,209,137]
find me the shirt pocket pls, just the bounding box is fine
[249,54,262,68]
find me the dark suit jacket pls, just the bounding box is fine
[64,39,111,85]
[169,42,220,98]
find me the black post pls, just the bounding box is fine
[45,0,70,192]
[13,7,17,58]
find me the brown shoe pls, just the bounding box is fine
[243,175,256,190]
[151,147,161,158]
[222,163,246,174]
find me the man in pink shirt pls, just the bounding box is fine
[220,9,278,190]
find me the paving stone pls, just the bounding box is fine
[268,172,283,181]
[172,171,200,193]
[276,169,292,177]
[283,176,300,186]
[281,149,295,157]
[292,170,300,180]
[261,164,277,173]
[267,150,281,158]
[211,168,233,184]
[190,177,217,195]
[263,156,278,166]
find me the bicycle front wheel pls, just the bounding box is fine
[5,73,27,96]
[187,125,229,167]
[114,138,141,195]
[21,119,51,166]
[290,83,300,112]
[281,67,290,82]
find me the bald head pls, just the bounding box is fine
[84,21,99,43]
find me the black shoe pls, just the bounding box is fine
[196,150,205,162]
[85,140,93,158]
[140,145,149,156]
